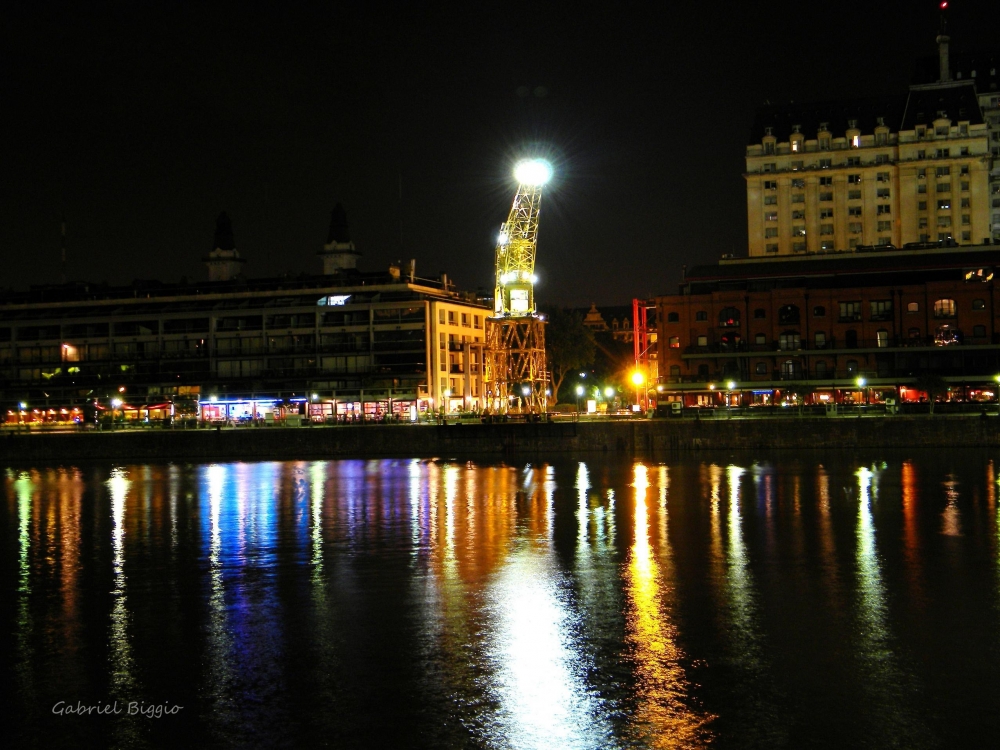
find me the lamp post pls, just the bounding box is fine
[521,384,531,414]
[726,380,736,418]
[575,384,584,420]
[856,376,867,409]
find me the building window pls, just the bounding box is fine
[820,176,833,186]
[846,359,859,375]
[918,201,927,211]
[819,192,834,202]
[962,231,971,242]
[792,226,806,237]
[877,220,892,232]
[461,313,469,327]
[820,158,832,169]
[876,329,889,348]
[667,312,679,322]
[875,153,889,164]
[438,309,445,324]
[918,185,927,194]
[792,178,805,188]
[778,305,800,325]
[813,306,826,317]
[820,224,834,235]
[848,190,862,200]
[938,216,952,228]
[792,241,807,252]
[936,149,950,159]
[962,215,970,225]
[815,331,827,348]
[719,307,740,328]
[961,198,970,208]
[849,222,863,233]
[972,299,986,310]
[971,324,986,338]
[876,172,890,182]
[933,299,956,318]
[877,205,891,215]
[821,241,835,251]
[755,362,768,375]
[937,183,951,193]
[877,236,892,246]
[906,302,919,313]
[764,195,778,205]
[847,156,861,166]
[765,228,779,238]
[781,360,802,378]
[870,300,893,321]
[779,331,801,350]
[815,360,828,376]
[695,311,708,321]
[697,335,708,347]
[754,308,766,319]
[936,166,951,177]
[765,243,778,253]
[474,315,482,328]
[961,181,970,192]
[839,301,862,322]
[876,188,890,199]
[849,206,862,217]
[820,209,833,219]
[447,311,455,324]
[791,194,805,203]
[792,210,805,220]
[668,336,680,348]
[764,180,777,190]
[755,333,766,345]
[669,365,681,377]
[908,327,921,340]
[848,174,862,184]
[765,212,778,221]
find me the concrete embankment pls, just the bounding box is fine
[2,416,998,462]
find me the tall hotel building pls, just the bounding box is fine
[653,32,1000,405]
[745,36,998,256]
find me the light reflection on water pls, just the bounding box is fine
[4,454,1000,749]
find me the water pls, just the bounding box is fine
[2,453,999,749]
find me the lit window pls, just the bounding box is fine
[933,299,956,318]
[668,336,680,348]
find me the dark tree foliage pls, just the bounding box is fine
[544,308,596,403]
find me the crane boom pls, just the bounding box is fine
[494,159,549,316]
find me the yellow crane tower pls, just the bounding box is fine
[484,159,552,415]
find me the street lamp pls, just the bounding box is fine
[856,376,867,407]
[575,384,585,419]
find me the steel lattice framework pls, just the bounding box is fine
[493,183,542,317]
[485,165,549,414]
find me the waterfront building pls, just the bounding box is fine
[0,210,490,423]
[654,243,1000,407]
[745,33,997,257]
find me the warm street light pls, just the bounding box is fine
[631,371,645,411]
[604,387,615,398]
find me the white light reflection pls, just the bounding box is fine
[310,462,326,577]
[487,549,609,750]
[14,471,36,705]
[108,468,142,744]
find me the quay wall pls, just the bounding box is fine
[2,417,998,463]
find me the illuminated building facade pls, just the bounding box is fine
[655,243,1000,404]
[0,210,490,422]
[746,35,997,257]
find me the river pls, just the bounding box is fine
[2,452,998,748]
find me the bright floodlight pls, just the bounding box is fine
[514,159,552,186]
[631,371,645,386]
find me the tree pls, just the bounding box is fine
[783,383,816,416]
[914,372,948,414]
[544,308,596,403]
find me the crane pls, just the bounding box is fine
[493,159,551,316]
[484,159,552,414]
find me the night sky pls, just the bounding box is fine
[3,1,996,305]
